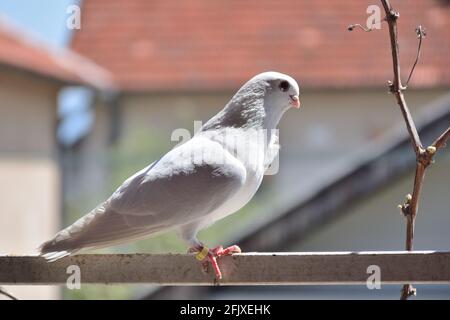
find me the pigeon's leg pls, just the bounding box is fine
[187,243,211,274]
[188,243,241,279]
[180,224,240,279]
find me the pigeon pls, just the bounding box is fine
[39,71,300,279]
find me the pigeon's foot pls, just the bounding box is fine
[188,244,241,279]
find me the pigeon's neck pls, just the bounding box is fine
[202,82,269,131]
[262,105,285,131]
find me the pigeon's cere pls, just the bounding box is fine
[39,71,301,280]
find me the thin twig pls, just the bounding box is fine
[432,127,450,150]
[350,0,450,300]
[405,26,426,88]
[0,286,18,300]
[347,16,386,32]
[347,24,374,32]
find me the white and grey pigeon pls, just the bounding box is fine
[39,71,300,279]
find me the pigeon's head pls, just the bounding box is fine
[203,71,300,131]
[248,71,300,111]
[229,71,300,129]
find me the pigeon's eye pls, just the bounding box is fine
[279,80,290,92]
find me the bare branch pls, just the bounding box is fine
[394,92,423,156]
[349,0,450,299]
[382,6,424,156]
[348,0,450,300]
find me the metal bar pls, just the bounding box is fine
[1,251,450,286]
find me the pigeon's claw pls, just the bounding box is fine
[189,245,241,280]
[213,245,241,257]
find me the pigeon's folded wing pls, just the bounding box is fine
[40,136,246,256]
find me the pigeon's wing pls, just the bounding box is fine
[109,135,247,220]
[40,136,246,258]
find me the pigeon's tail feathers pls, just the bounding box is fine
[39,235,81,262]
[39,203,166,261]
[40,250,73,262]
[38,232,82,261]
[38,203,109,261]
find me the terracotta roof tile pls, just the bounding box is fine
[71,0,450,91]
[0,18,115,90]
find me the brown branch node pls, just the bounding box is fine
[401,284,417,300]
[388,10,400,21]
[417,147,437,167]
[398,194,412,217]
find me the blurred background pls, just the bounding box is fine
[0,0,449,299]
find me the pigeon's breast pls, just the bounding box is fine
[201,129,267,223]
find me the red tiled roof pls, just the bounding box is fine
[71,0,450,91]
[0,18,115,90]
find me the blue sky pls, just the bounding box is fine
[0,0,80,47]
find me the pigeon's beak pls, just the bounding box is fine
[289,94,300,109]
